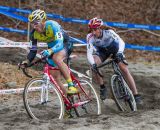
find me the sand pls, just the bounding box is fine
[0,48,160,130]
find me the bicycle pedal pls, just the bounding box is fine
[41,100,51,104]
[64,111,73,119]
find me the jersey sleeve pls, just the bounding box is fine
[27,29,38,62]
[86,33,96,65]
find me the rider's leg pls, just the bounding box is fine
[52,49,77,94]
[118,62,138,95]
[50,70,67,96]
[93,55,104,84]
[92,55,107,100]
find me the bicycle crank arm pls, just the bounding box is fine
[41,100,51,104]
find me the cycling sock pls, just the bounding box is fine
[67,78,74,87]
[100,84,106,89]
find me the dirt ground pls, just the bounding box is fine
[0,48,160,130]
[0,0,160,129]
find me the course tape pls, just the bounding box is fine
[0,26,27,34]
[0,9,28,22]
[125,44,160,52]
[0,30,160,52]
[0,5,160,30]
[0,84,68,95]
[0,83,91,95]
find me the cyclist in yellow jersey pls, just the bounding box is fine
[24,9,77,94]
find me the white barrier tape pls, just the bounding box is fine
[0,83,91,95]
[0,41,31,47]
[0,88,24,94]
[0,84,68,95]
[0,42,47,48]
[0,37,86,47]
[0,41,85,47]
[0,37,14,42]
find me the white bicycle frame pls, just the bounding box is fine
[40,74,49,103]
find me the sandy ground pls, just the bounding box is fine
[0,48,160,130]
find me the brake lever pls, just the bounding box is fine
[18,62,21,70]
[18,61,28,70]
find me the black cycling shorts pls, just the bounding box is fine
[95,40,128,65]
[95,40,119,62]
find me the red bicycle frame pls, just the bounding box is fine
[43,64,90,111]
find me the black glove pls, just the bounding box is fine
[91,64,98,72]
[19,60,30,69]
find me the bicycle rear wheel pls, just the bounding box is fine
[72,79,101,117]
[111,74,137,111]
[23,77,64,120]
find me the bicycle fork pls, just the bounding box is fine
[118,76,130,101]
[41,74,50,104]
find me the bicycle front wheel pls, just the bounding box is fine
[72,79,101,117]
[23,77,64,120]
[111,74,137,111]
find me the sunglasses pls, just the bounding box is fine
[31,22,42,29]
[31,21,41,26]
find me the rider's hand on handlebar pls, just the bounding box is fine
[91,64,103,77]
[19,59,30,69]
[91,64,98,72]
[41,49,53,57]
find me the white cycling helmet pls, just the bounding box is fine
[88,17,103,29]
[28,9,47,22]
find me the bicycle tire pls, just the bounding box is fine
[23,77,65,120]
[110,74,137,112]
[72,79,101,117]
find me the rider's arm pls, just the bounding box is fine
[48,31,63,53]
[27,29,38,63]
[117,38,125,53]
[86,34,96,65]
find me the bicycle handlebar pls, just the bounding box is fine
[27,57,46,67]
[18,56,46,78]
[94,59,114,77]
[93,68,103,77]
[97,59,114,69]
[18,54,72,78]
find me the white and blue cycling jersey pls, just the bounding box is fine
[86,29,125,65]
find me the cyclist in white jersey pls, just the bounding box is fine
[86,17,141,103]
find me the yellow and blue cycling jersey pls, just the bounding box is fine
[32,20,64,53]
[27,20,73,66]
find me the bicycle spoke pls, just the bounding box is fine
[111,74,137,111]
[23,77,64,120]
[71,80,101,117]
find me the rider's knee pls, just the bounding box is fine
[114,53,128,65]
[53,52,65,63]
[120,65,129,74]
